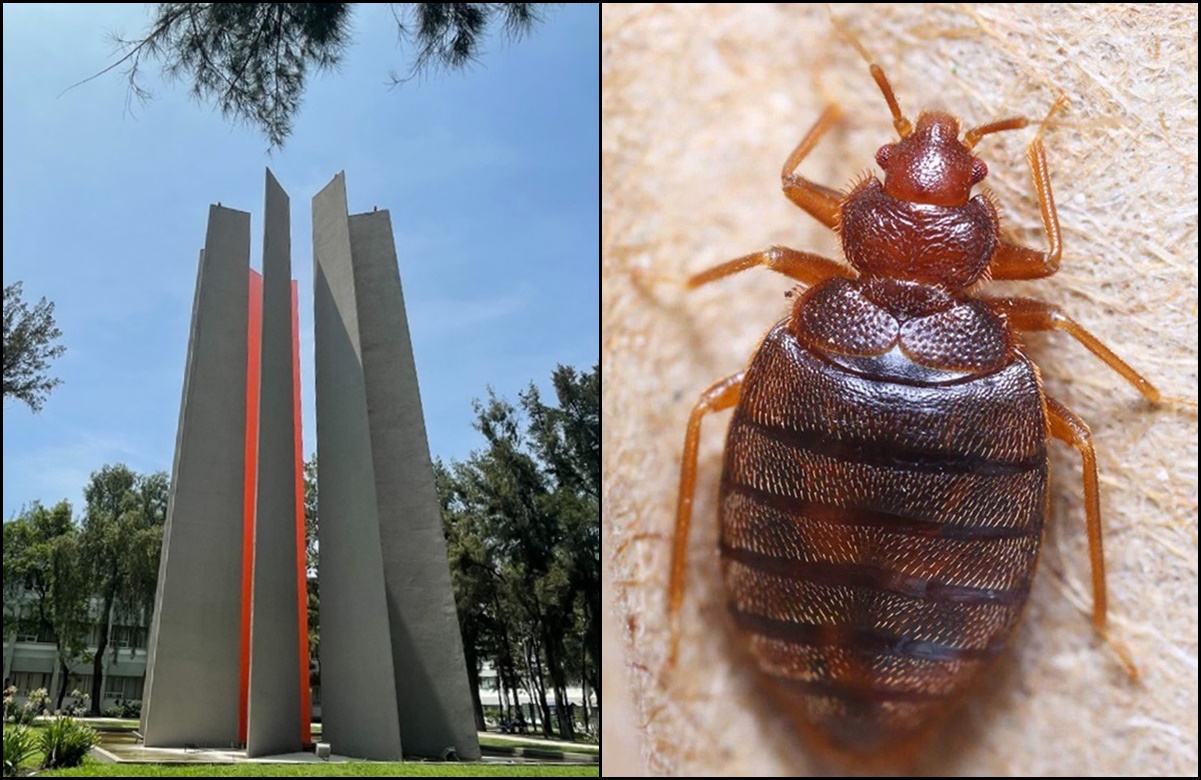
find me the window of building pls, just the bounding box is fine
[104,675,143,701]
[10,672,48,695]
[112,625,147,649]
[13,624,57,644]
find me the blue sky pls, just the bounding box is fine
[2,4,598,521]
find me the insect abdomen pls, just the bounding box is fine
[718,320,1047,754]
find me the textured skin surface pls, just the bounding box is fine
[720,319,1048,755]
[840,179,998,288]
[795,277,1012,374]
[720,98,1050,755]
[875,112,986,207]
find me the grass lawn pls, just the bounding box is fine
[11,721,597,777]
[38,758,599,777]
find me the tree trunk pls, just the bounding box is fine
[589,660,599,711]
[495,654,508,720]
[89,589,115,716]
[497,650,522,726]
[464,643,486,732]
[501,648,521,723]
[543,626,575,741]
[580,645,591,736]
[530,642,552,738]
[506,671,522,726]
[497,667,508,727]
[56,658,71,710]
[519,637,542,733]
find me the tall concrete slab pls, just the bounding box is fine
[313,173,404,760]
[144,172,477,760]
[349,210,482,760]
[142,206,250,748]
[246,170,304,757]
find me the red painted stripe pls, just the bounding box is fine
[292,280,312,745]
[240,269,263,745]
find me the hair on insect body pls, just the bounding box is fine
[660,27,1162,765]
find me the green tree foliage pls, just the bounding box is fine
[389,3,549,80]
[302,452,320,669]
[1,501,90,710]
[525,365,599,500]
[2,282,66,413]
[438,364,599,740]
[521,365,599,720]
[79,465,168,715]
[303,452,319,576]
[435,458,486,731]
[81,3,554,148]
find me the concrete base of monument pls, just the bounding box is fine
[91,731,352,765]
[90,729,598,765]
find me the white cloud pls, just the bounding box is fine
[405,283,534,337]
[3,431,149,520]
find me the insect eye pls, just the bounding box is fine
[875,145,894,169]
[971,158,988,184]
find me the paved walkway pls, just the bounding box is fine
[93,733,352,765]
[92,730,596,765]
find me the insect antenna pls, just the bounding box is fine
[868,65,913,139]
[828,7,913,138]
[964,95,1068,149]
[963,116,1030,149]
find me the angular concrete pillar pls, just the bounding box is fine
[142,206,250,748]
[313,173,404,760]
[313,172,480,761]
[350,209,481,761]
[246,170,306,757]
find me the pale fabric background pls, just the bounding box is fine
[603,4,1197,776]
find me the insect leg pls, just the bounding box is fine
[668,370,744,671]
[781,105,846,230]
[983,296,1160,403]
[986,136,1063,279]
[681,246,849,290]
[1045,394,1139,680]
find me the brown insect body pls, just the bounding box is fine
[721,110,1044,754]
[665,62,1160,764]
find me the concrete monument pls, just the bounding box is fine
[142,170,477,762]
[313,172,480,761]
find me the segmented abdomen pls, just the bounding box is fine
[719,321,1047,755]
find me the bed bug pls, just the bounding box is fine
[663,55,1162,762]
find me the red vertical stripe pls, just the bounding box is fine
[240,270,263,745]
[292,280,312,745]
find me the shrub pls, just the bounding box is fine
[2,686,17,724]
[61,690,90,718]
[4,687,48,727]
[2,725,39,777]
[39,716,99,770]
[101,699,141,719]
[7,707,36,727]
[23,689,51,724]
